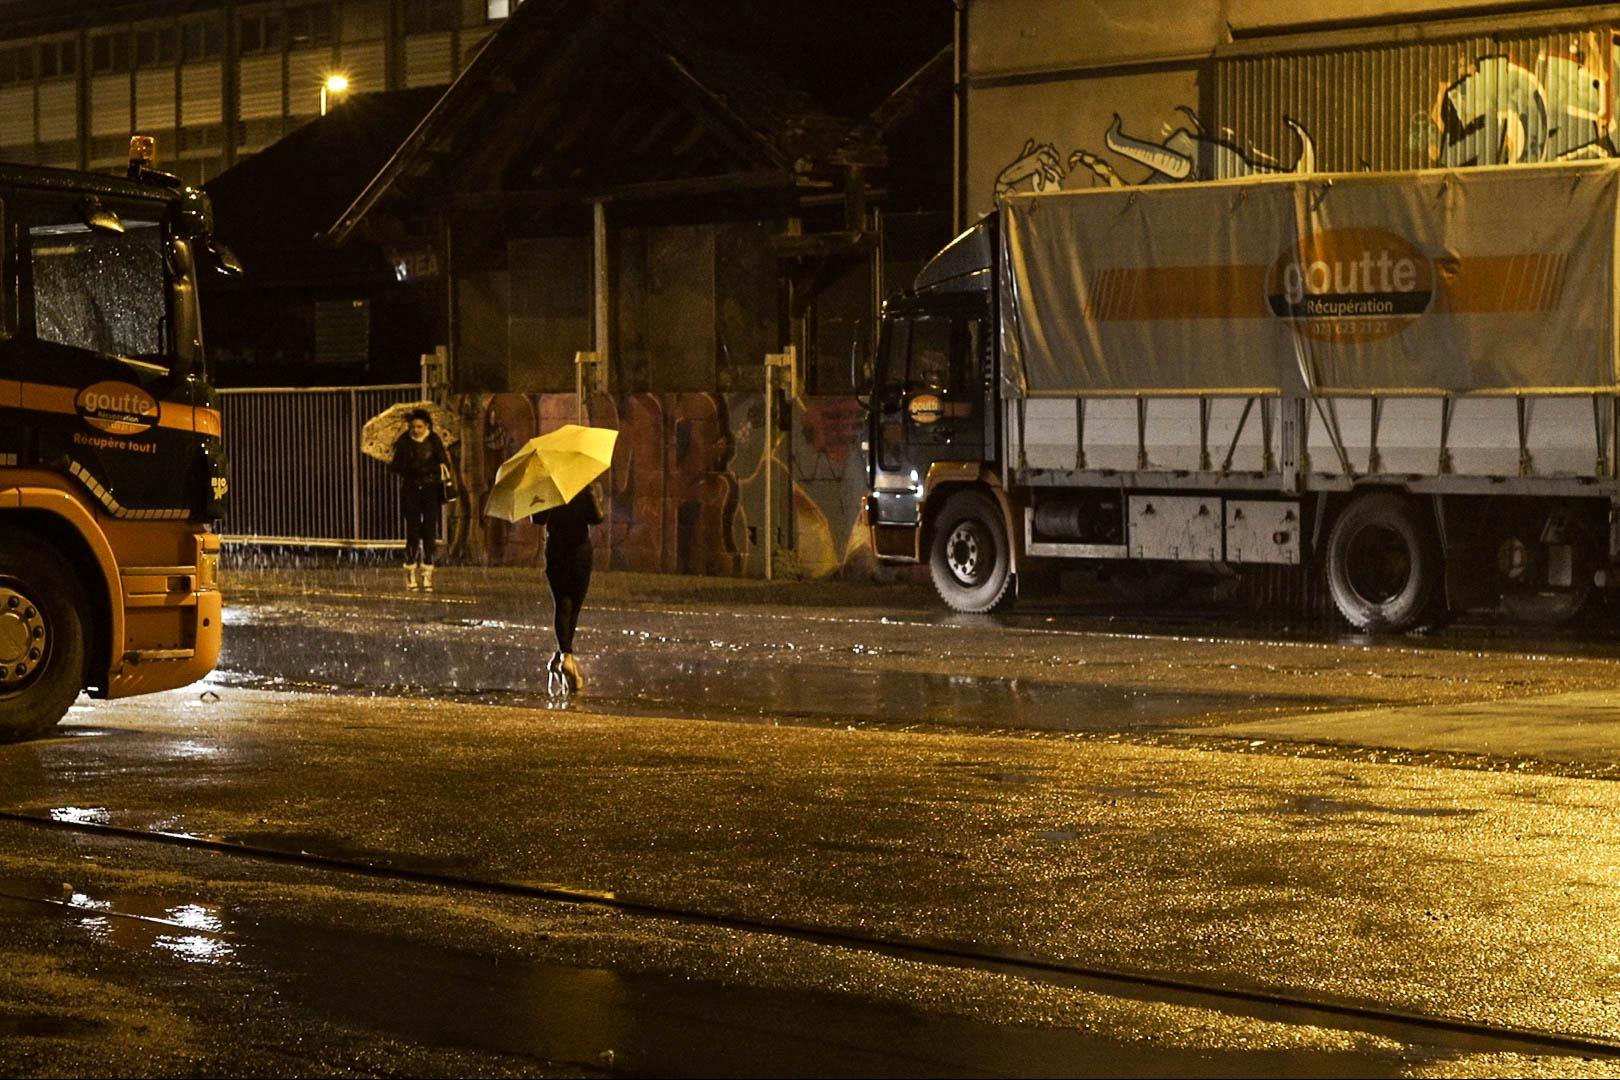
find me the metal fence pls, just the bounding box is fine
[218,384,423,547]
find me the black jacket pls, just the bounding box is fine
[532,484,603,552]
[390,432,449,488]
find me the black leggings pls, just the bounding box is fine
[401,483,441,565]
[545,542,593,653]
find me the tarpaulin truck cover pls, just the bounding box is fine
[999,160,1620,398]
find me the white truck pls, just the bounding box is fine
[864,160,1620,629]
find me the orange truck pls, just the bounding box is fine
[0,144,236,739]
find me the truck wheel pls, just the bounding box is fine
[930,490,1016,613]
[0,530,88,741]
[1325,494,1442,632]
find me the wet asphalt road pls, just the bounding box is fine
[2,566,1620,1076]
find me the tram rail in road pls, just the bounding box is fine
[4,807,1617,1067]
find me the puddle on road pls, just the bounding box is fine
[0,872,1447,1078]
[0,878,237,968]
[1286,798,1482,819]
[222,623,1355,733]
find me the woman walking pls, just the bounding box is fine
[390,408,452,591]
[533,483,603,695]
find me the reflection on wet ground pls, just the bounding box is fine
[0,881,236,968]
[219,619,1362,733]
[0,868,1524,1078]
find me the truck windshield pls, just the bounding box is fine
[31,221,167,363]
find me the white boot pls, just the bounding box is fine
[404,562,419,590]
[421,564,435,591]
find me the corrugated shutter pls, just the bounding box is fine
[237,53,283,120]
[339,40,385,96]
[134,68,175,131]
[341,0,387,43]
[459,24,495,68]
[0,86,35,147]
[180,61,222,126]
[404,32,453,87]
[287,47,334,117]
[1214,22,1619,176]
[37,81,76,143]
[90,74,131,138]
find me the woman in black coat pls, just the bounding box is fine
[389,408,451,591]
[532,483,603,695]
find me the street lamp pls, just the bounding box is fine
[320,74,350,116]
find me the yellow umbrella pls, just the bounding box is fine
[485,424,618,522]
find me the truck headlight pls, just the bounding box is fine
[198,552,220,591]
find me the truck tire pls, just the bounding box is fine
[930,490,1016,613]
[1325,494,1442,632]
[0,530,88,741]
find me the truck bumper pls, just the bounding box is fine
[865,494,922,562]
[107,531,223,699]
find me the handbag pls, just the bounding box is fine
[582,482,604,525]
[439,462,459,503]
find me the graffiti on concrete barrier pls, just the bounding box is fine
[995,108,1316,197]
[450,390,873,578]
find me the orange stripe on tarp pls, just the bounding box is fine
[1441,254,1571,313]
[1081,264,1273,320]
[1079,254,1574,321]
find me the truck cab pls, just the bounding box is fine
[0,146,235,739]
[866,216,1022,611]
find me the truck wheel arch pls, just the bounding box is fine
[1320,488,1446,631]
[0,496,121,695]
[1313,487,1447,553]
[922,473,1022,576]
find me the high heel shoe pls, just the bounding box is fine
[560,653,583,695]
[546,651,565,697]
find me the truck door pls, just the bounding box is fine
[876,300,991,480]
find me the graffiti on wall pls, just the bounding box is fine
[994,107,1316,198]
[451,390,873,579]
[990,36,1620,200]
[1416,43,1618,166]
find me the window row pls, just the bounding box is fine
[1,0,517,86]
[0,40,77,84]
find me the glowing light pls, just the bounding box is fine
[320,73,352,116]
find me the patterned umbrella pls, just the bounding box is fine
[360,401,460,463]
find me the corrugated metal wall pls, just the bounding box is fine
[220,385,422,546]
[404,32,454,88]
[1214,22,1619,176]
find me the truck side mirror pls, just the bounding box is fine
[206,240,244,277]
[850,340,874,410]
[77,197,123,235]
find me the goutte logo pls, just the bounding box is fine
[75,381,160,436]
[1267,228,1434,342]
